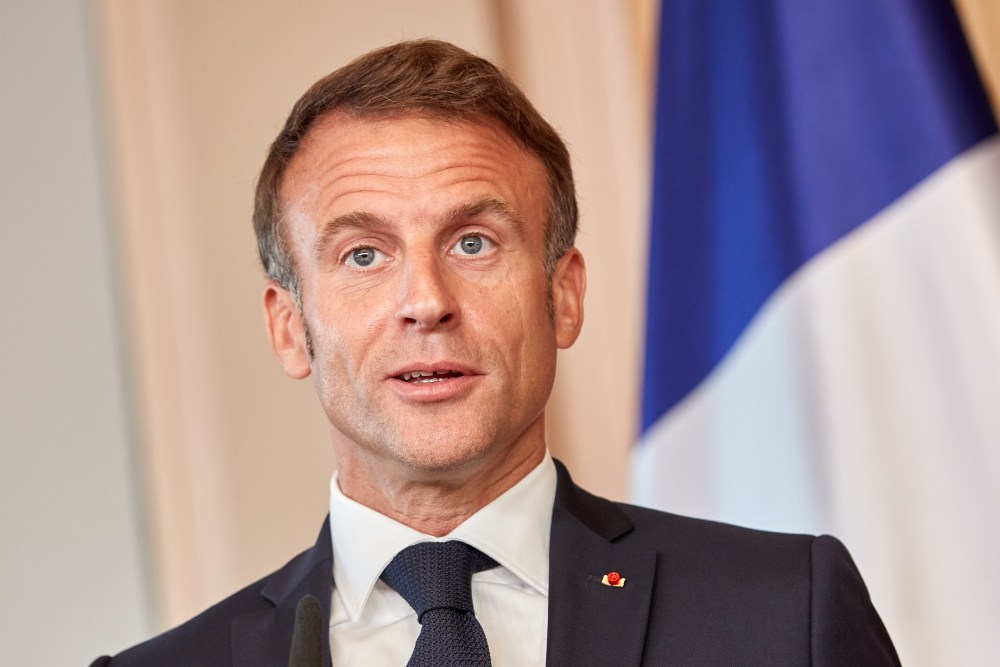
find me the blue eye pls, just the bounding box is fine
[452,234,492,256]
[345,246,386,268]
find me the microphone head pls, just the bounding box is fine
[288,594,324,667]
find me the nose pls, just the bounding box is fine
[395,250,459,329]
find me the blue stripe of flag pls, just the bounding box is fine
[642,0,996,432]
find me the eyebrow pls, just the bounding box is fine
[312,197,526,261]
[443,197,526,236]
[313,210,387,260]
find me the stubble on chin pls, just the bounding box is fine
[333,404,508,480]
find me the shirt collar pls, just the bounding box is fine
[328,452,556,622]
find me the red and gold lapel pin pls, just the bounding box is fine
[601,571,626,588]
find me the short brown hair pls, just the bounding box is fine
[253,39,577,297]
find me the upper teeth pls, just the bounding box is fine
[402,370,455,382]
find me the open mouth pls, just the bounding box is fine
[397,370,464,384]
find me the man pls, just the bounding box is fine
[92,40,899,666]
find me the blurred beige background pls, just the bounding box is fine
[1,0,997,663]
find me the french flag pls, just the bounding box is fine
[631,1,1000,664]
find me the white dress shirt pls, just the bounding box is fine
[327,453,556,667]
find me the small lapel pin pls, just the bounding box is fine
[601,571,625,588]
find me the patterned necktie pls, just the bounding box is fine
[380,541,498,666]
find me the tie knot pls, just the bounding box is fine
[380,541,497,621]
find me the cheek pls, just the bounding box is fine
[467,274,531,333]
[304,298,382,374]
[492,259,548,307]
[312,272,395,332]
[491,276,557,373]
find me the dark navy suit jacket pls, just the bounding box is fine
[91,461,899,665]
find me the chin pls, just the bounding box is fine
[386,434,497,476]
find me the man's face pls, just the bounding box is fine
[265,115,584,483]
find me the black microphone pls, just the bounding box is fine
[288,594,324,667]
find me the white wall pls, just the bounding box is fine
[0,1,151,662]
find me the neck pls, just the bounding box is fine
[334,436,546,536]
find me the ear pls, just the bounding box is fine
[552,248,586,349]
[263,281,311,379]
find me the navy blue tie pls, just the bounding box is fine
[380,541,498,666]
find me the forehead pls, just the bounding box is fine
[279,114,549,224]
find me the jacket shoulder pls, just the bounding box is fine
[617,501,814,553]
[610,502,899,664]
[93,573,273,667]
[92,520,332,667]
[615,501,818,591]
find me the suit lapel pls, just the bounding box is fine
[231,518,334,667]
[546,461,656,667]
